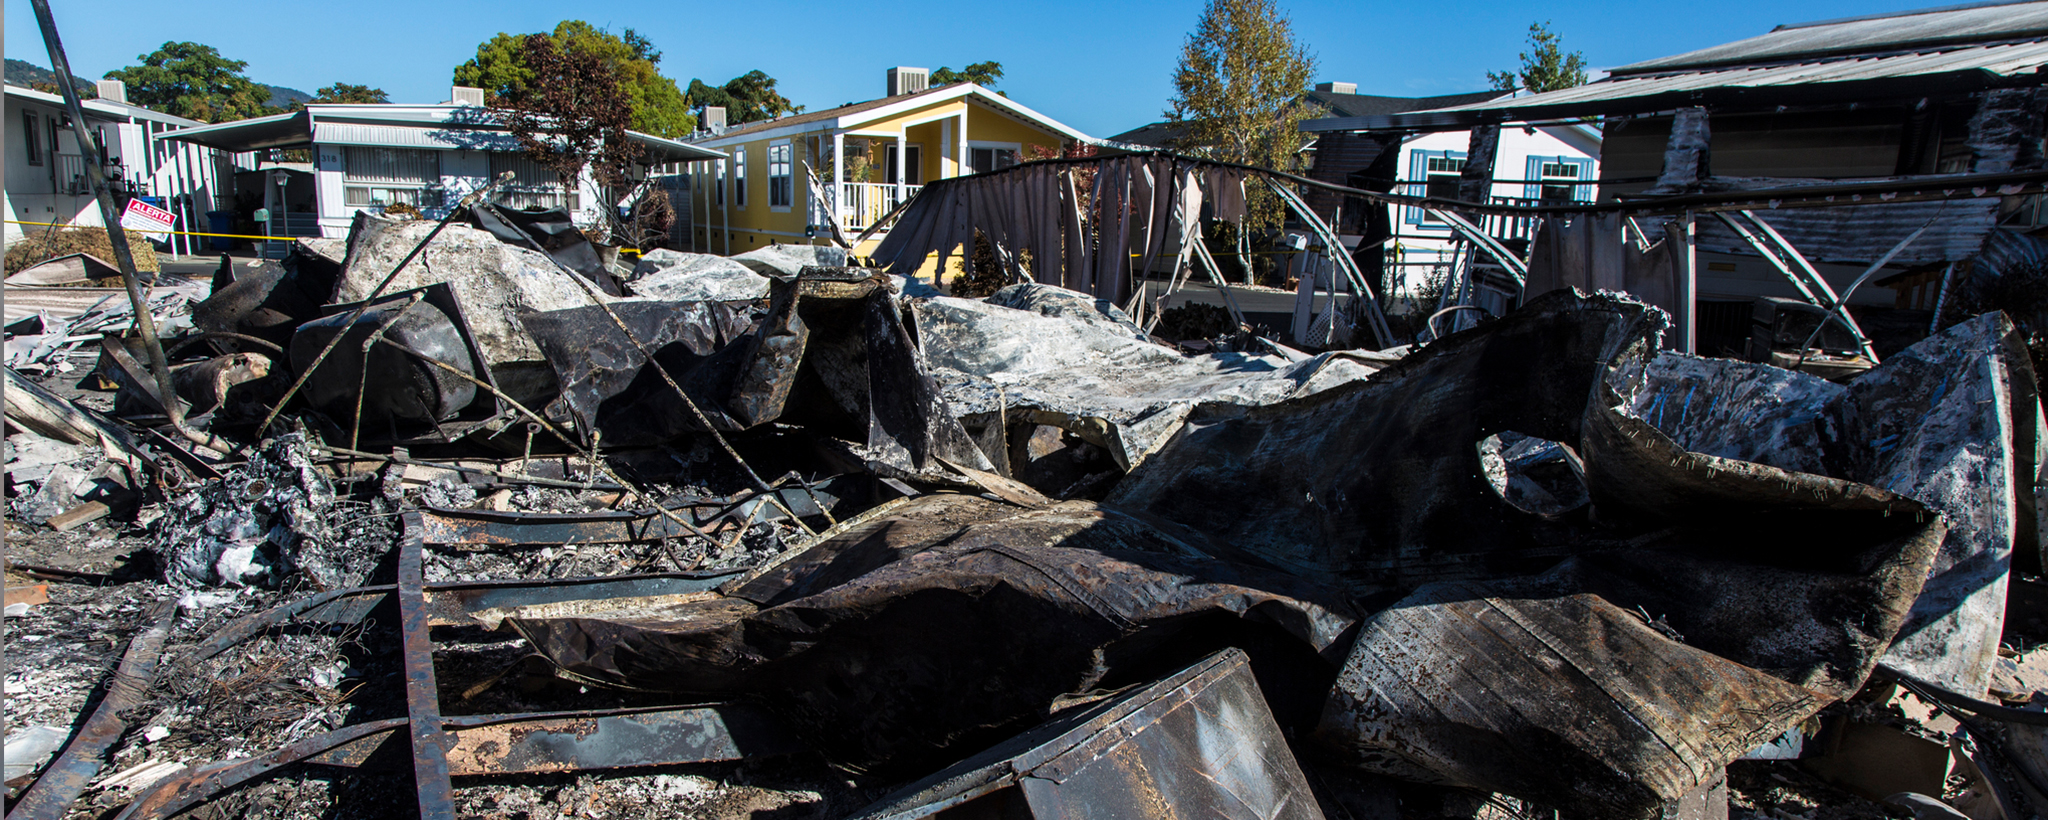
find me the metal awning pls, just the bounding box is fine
[161,110,313,152]
[161,107,723,163]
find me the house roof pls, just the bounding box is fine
[1613,0,2048,75]
[689,82,1091,147]
[160,103,726,162]
[1301,89,1506,118]
[1110,90,1508,147]
[1103,121,1188,149]
[1363,0,2048,128]
[4,83,204,127]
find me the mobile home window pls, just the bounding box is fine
[768,141,793,208]
[488,152,579,212]
[733,145,748,208]
[1423,155,1465,200]
[1421,154,1465,223]
[343,147,442,208]
[23,111,41,166]
[715,159,726,206]
[1523,155,1593,204]
[968,147,1016,174]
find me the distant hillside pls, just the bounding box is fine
[264,85,311,108]
[5,58,93,95]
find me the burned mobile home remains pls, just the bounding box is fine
[12,2,2048,820]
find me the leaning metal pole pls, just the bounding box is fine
[29,0,205,448]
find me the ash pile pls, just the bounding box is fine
[9,206,2048,820]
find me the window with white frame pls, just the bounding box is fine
[1406,149,1466,225]
[488,152,579,212]
[768,141,793,209]
[733,145,748,208]
[715,157,726,206]
[1523,155,1594,204]
[968,145,1017,174]
[344,147,442,208]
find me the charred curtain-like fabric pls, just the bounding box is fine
[1524,214,1680,317]
[507,495,1356,777]
[867,157,1256,303]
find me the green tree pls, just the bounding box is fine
[298,83,388,106]
[1487,21,1588,93]
[454,21,693,137]
[1165,0,1317,227]
[931,61,1004,88]
[685,70,802,124]
[104,42,274,123]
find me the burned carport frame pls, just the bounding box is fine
[111,508,806,820]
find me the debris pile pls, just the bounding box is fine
[6,191,2046,820]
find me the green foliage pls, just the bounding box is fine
[104,42,275,123]
[932,61,1004,88]
[1487,21,1588,93]
[686,70,803,125]
[297,83,388,107]
[1165,0,1317,227]
[454,21,693,137]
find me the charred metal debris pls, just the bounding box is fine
[13,101,2048,820]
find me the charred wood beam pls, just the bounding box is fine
[1459,124,1502,205]
[1655,107,1713,192]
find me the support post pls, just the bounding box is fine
[956,109,969,174]
[1458,124,1501,205]
[1673,213,1697,354]
[832,132,846,237]
[894,132,907,206]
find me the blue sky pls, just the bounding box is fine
[9,0,1950,137]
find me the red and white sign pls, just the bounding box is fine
[119,199,176,243]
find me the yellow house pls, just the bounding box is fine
[686,69,1091,265]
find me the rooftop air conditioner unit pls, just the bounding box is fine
[450,86,486,107]
[888,67,930,96]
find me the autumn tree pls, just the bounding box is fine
[105,42,274,123]
[455,21,693,137]
[686,71,802,124]
[1166,0,1315,229]
[1488,21,1589,93]
[502,34,644,211]
[932,61,1004,88]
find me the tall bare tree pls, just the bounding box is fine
[1165,0,1317,227]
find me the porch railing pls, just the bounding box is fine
[841,182,921,232]
[55,154,86,195]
